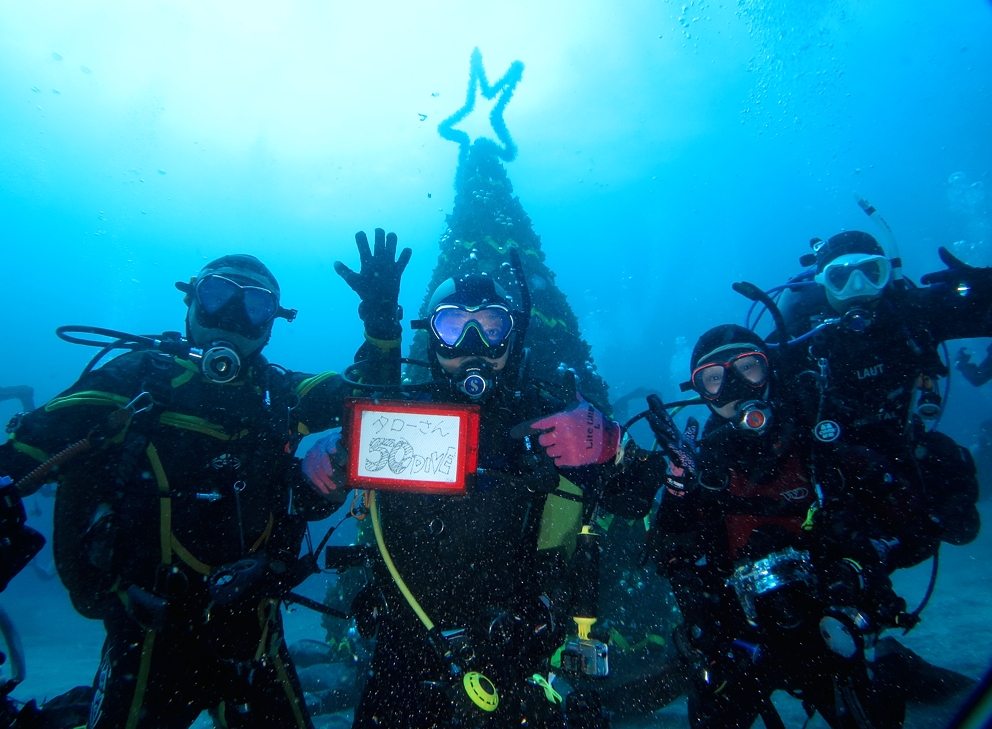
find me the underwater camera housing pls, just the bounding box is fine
[560,638,610,679]
[727,547,816,628]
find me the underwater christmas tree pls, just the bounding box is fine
[410,49,611,410]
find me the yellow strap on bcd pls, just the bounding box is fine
[44,390,130,412]
[295,370,339,400]
[157,412,247,440]
[10,439,49,463]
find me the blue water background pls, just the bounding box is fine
[1,0,991,722]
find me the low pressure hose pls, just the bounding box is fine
[733,281,790,342]
[13,438,92,496]
[369,491,435,632]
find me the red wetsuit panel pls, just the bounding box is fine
[724,455,815,560]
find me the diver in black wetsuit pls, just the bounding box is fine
[779,231,983,558]
[0,386,35,413]
[639,324,919,729]
[0,234,407,729]
[955,342,992,387]
[953,343,992,501]
[303,256,636,729]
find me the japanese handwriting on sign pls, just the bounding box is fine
[357,410,463,484]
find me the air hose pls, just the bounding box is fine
[13,438,92,495]
[13,393,151,496]
[369,491,501,713]
[369,491,435,631]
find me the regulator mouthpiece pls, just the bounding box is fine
[191,343,241,383]
[456,367,492,400]
[735,400,773,435]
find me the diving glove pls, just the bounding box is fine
[302,431,348,497]
[645,394,699,495]
[335,228,412,339]
[511,370,620,467]
[920,246,992,287]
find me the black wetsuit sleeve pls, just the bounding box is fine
[282,334,402,516]
[285,370,350,437]
[0,355,147,616]
[912,283,992,342]
[0,355,145,495]
[286,330,404,439]
[823,443,942,570]
[52,452,121,617]
[599,443,665,519]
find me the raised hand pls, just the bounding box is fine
[335,228,412,338]
[920,246,992,287]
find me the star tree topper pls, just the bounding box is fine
[438,48,524,162]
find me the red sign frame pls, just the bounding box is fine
[344,398,480,495]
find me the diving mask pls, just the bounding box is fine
[691,350,769,403]
[196,274,280,325]
[815,254,892,302]
[430,304,514,358]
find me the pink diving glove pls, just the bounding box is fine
[302,431,346,497]
[511,371,621,467]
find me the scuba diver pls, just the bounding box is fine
[955,341,992,387]
[0,386,35,414]
[640,324,923,729]
[776,229,983,555]
[0,232,409,729]
[953,343,992,501]
[302,250,640,729]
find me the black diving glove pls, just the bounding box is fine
[644,395,699,496]
[920,246,992,288]
[335,228,412,340]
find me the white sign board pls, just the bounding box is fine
[345,399,480,494]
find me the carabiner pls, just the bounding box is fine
[126,391,154,416]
